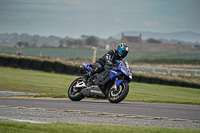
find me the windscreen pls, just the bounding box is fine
[122,60,130,71]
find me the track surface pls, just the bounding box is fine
[1,97,200,121]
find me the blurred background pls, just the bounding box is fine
[0,0,200,76]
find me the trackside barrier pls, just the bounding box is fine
[32,60,43,71]
[139,77,150,84]
[20,58,32,69]
[132,75,200,89]
[150,78,161,84]
[0,56,199,89]
[54,62,65,74]
[43,61,54,72]
[64,65,76,75]
[9,57,20,68]
[0,56,9,66]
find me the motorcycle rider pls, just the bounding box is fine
[82,43,129,83]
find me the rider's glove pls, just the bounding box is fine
[106,61,113,67]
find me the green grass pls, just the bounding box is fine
[0,67,200,105]
[127,83,200,105]
[0,121,199,133]
[0,67,72,94]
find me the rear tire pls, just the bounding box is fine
[68,77,85,101]
[108,82,129,103]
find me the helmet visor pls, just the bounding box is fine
[121,50,128,58]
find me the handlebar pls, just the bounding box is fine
[104,62,119,70]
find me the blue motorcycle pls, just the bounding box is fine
[68,60,132,103]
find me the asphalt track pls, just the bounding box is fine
[0,97,200,121]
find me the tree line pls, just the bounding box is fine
[16,36,100,48]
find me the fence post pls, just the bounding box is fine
[195,69,197,76]
[66,53,68,60]
[166,68,169,75]
[40,50,42,57]
[184,69,186,78]
[152,67,155,74]
[195,64,198,76]
[167,68,171,76]
[191,73,194,78]
[17,46,22,57]
[92,47,97,63]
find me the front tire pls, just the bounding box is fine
[68,77,85,101]
[108,82,129,103]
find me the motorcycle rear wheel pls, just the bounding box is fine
[68,77,85,101]
[108,81,129,103]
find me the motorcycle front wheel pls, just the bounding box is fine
[108,81,129,103]
[68,77,85,101]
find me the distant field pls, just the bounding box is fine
[0,67,200,105]
[131,58,200,64]
[0,47,106,59]
[1,47,200,62]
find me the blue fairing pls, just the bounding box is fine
[111,60,131,77]
[82,63,92,73]
[116,79,128,86]
[110,70,119,80]
[110,60,132,86]
[82,60,131,87]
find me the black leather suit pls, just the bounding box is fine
[86,49,122,77]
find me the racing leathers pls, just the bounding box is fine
[82,49,122,83]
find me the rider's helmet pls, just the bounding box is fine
[116,43,129,58]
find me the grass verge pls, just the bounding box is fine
[0,67,200,105]
[0,121,199,133]
[126,83,200,105]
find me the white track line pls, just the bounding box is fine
[0,117,47,124]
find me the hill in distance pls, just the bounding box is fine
[113,31,200,43]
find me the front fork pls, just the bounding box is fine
[111,78,127,91]
[111,79,117,91]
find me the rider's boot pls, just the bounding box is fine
[82,69,96,84]
[82,73,89,83]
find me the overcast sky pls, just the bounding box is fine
[0,0,200,38]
